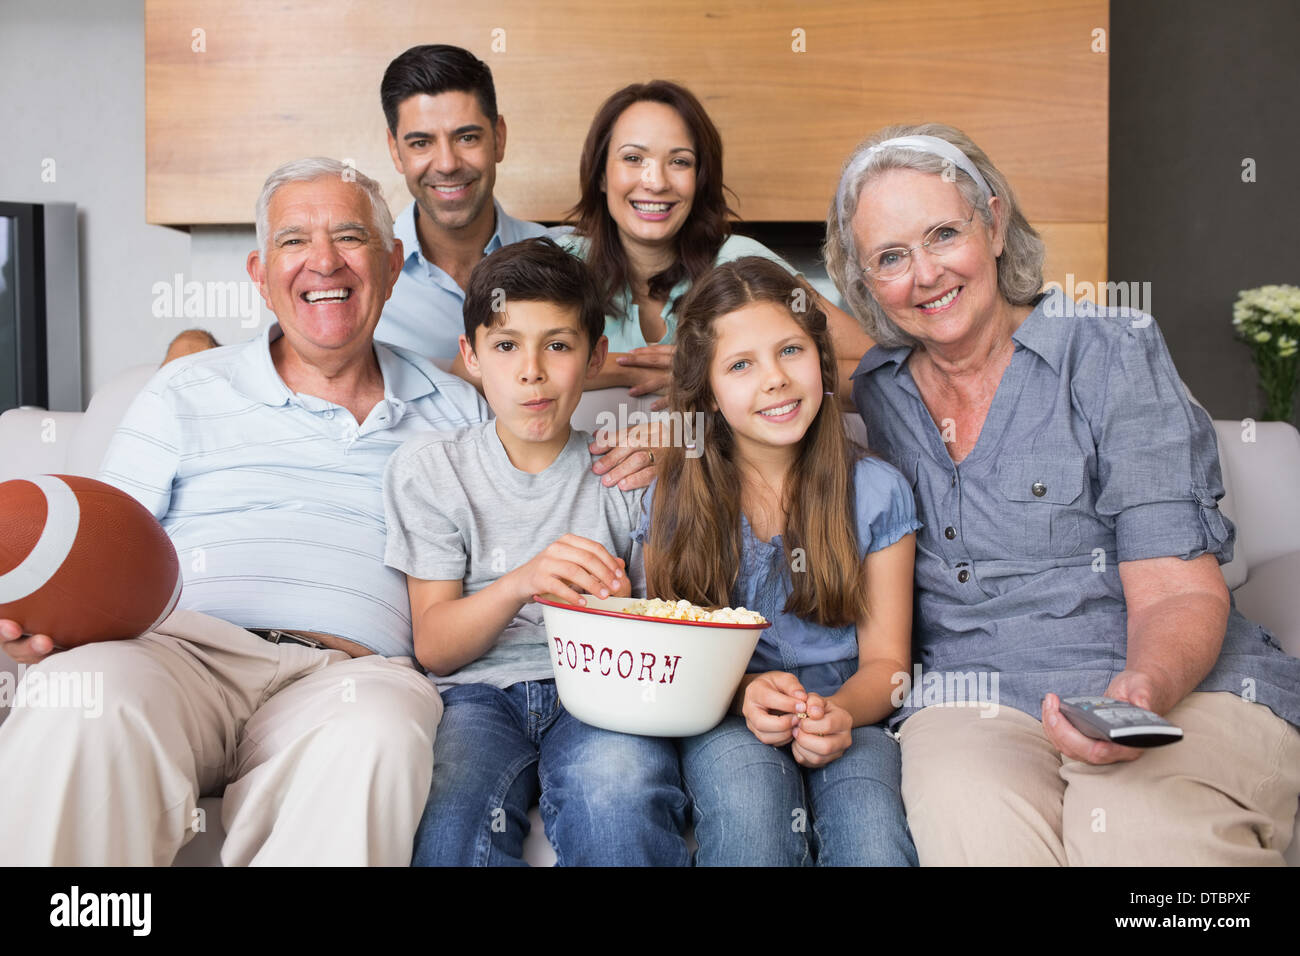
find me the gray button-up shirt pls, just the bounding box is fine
[852,289,1300,731]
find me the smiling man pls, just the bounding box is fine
[377,44,563,362]
[0,159,492,865]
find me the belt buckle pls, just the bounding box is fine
[256,628,325,650]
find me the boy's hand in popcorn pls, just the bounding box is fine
[509,534,628,608]
[740,671,809,747]
[790,692,854,768]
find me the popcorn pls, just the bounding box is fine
[623,597,767,626]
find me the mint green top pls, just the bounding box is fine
[556,233,796,351]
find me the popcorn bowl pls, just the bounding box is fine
[536,595,770,737]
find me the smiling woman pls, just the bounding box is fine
[824,122,1300,866]
[558,80,874,408]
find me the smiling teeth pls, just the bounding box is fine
[435,184,468,193]
[305,289,350,303]
[632,201,671,211]
[920,288,960,310]
[760,401,799,417]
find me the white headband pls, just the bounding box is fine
[837,134,994,236]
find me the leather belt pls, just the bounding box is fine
[249,628,328,650]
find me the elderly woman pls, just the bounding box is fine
[824,123,1300,865]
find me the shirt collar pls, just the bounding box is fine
[397,199,512,266]
[1009,289,1066,375]
[229,323,294,406]
[851,342,912,379]
[850,288,1063,380]
[373,340,440,402]
[228,322,439,406]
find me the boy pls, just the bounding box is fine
[382,238,688,866]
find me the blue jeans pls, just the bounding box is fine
[680,661,917,866]
[412,680,689,866]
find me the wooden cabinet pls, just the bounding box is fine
[146,0,1107,281]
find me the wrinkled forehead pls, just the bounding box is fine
[851,168,969,246]
[267,177,374,233]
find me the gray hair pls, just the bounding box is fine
[254,157,395,259]
[822,123,1045,348]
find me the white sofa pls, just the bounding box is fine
[2,362,1298,866]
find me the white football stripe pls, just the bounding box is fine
[0,476,80,603]
[141,570,183,636]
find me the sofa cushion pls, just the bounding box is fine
[1232,550,1300,659]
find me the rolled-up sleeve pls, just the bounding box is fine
[1090,319,1234,564]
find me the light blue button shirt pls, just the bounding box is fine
[376,199,564,360]
[557,233,796,352]
[852,288,1300,730]
[98,323,490,657]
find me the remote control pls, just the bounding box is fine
[1057,696,1183,747]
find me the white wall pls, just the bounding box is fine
[1,0,196,403]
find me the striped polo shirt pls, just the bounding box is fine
[98,323,489,657]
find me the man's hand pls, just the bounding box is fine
[0,619,62,666]
[504,534,626,608]
[742,671,809,747]
[790,692,854,768]
[589,419,665,491]
[1042,687,1147,765]
[616,344,675,411]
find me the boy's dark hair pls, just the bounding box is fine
[381,44,498,134]
[464,238,605,352]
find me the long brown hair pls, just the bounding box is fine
[566,80,737,319]
[645,257,868,627]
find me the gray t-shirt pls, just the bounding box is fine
[383,420,646,690]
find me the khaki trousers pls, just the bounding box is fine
[0,609,442,866]
[899,691,1300,865]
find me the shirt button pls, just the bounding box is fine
[957,569,970,583]
[1031,481,1047,497]
[944,526,956,540]
[324,410,334,420]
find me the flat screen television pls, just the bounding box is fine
[0,201,82,413]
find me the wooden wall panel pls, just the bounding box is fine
[146,0,1107,279]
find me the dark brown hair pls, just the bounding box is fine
[645,257,869,627]
[565,80,737,319]
[463,237,605,352]
[381,44,498,134]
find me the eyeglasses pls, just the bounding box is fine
[860,210,979,282]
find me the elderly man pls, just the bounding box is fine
[0,158,651,866]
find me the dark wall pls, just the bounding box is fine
[1110,0,1300,419]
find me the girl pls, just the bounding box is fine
[635,256,919,866]
[561,80,873,409]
